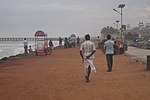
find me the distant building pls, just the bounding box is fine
[101,21,150,41]
[126,24,131,30]
[145,23,150,29]
[138,22,144,30]
[124,22,150,38]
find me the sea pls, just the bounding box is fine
[0,40,60,59]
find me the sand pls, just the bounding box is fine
[0,47,150,100]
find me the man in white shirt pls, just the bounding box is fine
[97,36,101,49]
[80,34,96,82]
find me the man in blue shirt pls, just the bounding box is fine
[104,34,114,72]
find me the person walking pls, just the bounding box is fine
[77,36,80,46]
[80,34,96,82]
[49,40,54,49]
[59,37,62,48]
[97,36,101,49]
[44,39,48,55]
[64,37,68,49]
[104,34,114,72]
[23,38,28,55]
[114,41,120,55]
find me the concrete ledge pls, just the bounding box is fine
[124,52,146,64]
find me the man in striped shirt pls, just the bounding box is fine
[80,34,96,82]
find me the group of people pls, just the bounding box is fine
[23,36,81,55]
[80,34,115,82]
[97,37,121,55]
[43,39,54,55]
[64,37,76,48]
[24,35,116,83]
[59,36,80,49]
[23,38,54,55]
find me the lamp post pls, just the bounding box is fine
[113,4,127,53]
[113,20,119,29]
[113,22,117,28]
[116,20,119,30]
[113,4,125,39]
[113,20,119,39]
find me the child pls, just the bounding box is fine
[28,46,33,53]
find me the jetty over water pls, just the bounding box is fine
[0,38,59,42]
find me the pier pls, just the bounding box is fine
[0,38,59,42]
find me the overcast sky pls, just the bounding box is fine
[0,0,150,38]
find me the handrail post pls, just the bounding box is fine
[147,55,150,70]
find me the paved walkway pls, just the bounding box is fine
[125,46,150,63]
[0,47,150,100]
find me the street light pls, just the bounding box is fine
[113,20,119,39]
[116,20,119,29]
[113,9,121,15]
[113,4,125,30]
[113,4,125,39]
[118,4,125,30]
[113,22,117,28]
[113,20,119,29]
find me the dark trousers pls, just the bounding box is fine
[106,54,113,71]
[24,46,28,54]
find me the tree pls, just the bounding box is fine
[101,26,117,35]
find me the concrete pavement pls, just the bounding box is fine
[125,46,150,64]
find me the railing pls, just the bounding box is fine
[0,38,59,41]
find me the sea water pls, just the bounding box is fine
[0,40,60,59]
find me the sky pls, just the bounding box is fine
[0,0,150,38]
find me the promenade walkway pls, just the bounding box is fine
[125,46,150,63]
[0,47,150,100]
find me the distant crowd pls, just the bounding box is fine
[23,34,126,83]
[58,36,80,49]
[23,36,81,55]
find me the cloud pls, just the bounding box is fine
[144,5,150,12]
[0,0,150,37]
[17,3,85,12]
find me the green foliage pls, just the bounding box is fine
[101,26,117,35]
